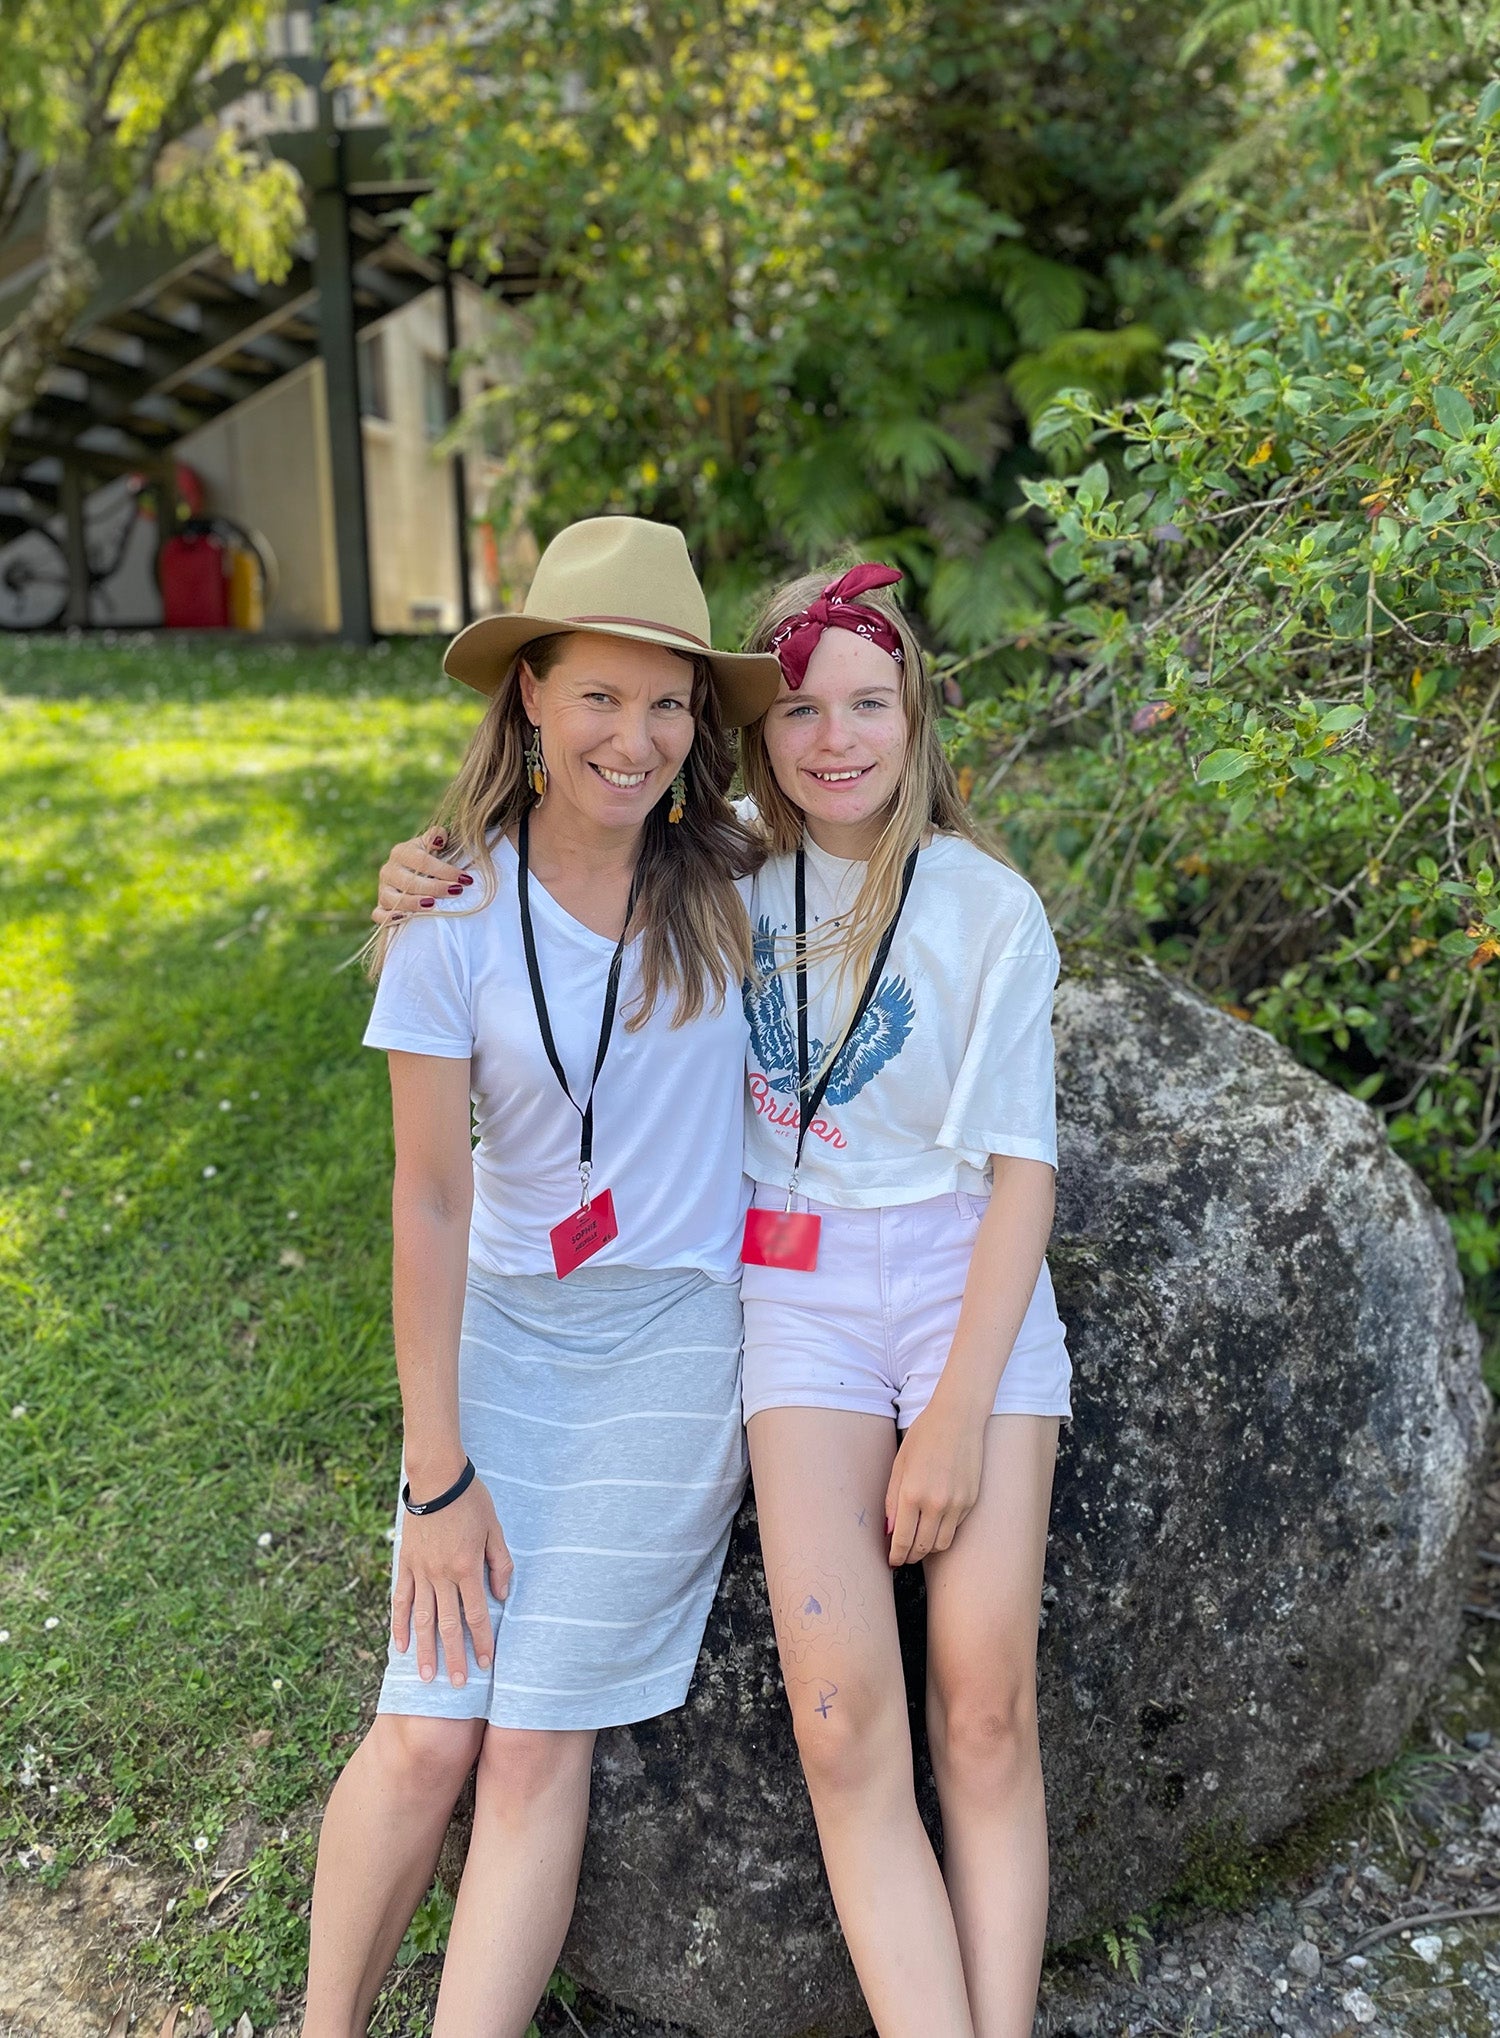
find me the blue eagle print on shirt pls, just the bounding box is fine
[745,916,915,1104]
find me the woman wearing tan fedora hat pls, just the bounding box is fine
[303,518,780,2037]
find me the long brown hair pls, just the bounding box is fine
[738,566,986,1005]
[372,633,759,1027]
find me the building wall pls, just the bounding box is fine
[176,357,340,631]
[91,279,498,635]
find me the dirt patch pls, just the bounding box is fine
[0,1861,172,2038]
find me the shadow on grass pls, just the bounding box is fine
[1,632,449,704]
[0,735,483,1872]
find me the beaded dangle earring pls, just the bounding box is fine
[668,765,687,824]
[526,726,548,801]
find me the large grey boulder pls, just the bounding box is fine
[553,960,1488,2037]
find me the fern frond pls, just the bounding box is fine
[928,527,1054,652]
[856,414,983,502]
[761,433,883,556]
[993,246,1090,352]
[1007,324,1163,430]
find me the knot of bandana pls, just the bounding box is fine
[769,563,905,690]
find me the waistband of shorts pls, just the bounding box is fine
[749,1185,988,1222]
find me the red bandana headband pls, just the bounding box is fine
[769,563,906,689]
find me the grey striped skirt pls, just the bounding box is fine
[378,1262,747,1731]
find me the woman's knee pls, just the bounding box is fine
[367,1711,485,1800]
[474,1725,593,1818]
[927,1671,1039,1796]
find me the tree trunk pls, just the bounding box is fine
[0,156,98,462]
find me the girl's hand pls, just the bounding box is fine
[391,1478,513,1686]
[373,829,472,925]
[884,1401,985,1566]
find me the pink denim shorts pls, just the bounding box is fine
[739,1188,1072,1428]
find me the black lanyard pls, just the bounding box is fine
[789,838,919,1192]
[517,808,640,1206]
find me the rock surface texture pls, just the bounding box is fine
[556,960,1489,2038]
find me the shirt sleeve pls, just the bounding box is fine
[362,907,474,1059]
[937,923,1060,1171]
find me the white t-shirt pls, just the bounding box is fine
[742,832,1059,1207]
[364,835,750,1280]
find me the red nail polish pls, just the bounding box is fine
[458,873,474,886]
[420,897,435,908]
[447,884,463,895]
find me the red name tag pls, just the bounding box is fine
[550,1188,619,1279]
[741,1206,822,1272]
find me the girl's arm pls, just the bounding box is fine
[885,1155,1055,1567]
[373,830,470,925]
[387,1050,512,1685]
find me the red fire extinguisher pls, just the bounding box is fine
[159,527,230,628]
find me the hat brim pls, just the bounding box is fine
[442,614,781,729]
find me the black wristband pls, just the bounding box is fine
[401,1456,477,1517]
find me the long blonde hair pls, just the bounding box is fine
[738,567,985,1002]
[372,633,759,1027]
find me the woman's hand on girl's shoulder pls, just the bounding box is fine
[391,1478,513,1687]
[884,1401,985,1567]
[373,830,473,925]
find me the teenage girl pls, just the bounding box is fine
[374,562,1070,2038]
[737,563,1070,2038]
[308,514,780,2038]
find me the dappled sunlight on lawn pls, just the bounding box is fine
[0,637,482,1912]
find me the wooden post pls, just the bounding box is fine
[59,459,89,627]
[441,264,474,629]
[311,172,374,645]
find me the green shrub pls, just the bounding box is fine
[952,89,1500,1337]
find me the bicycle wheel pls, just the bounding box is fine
[0,516,70,630]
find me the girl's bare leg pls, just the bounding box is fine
[924,1415,1059,2038]
[431,1725,596,2038]
[749,1407,974,2038]
[304,1711,485,2036]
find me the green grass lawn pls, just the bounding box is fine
[0,633,481,2025]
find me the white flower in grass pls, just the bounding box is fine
[17,1159,32,1173]
[43,1617,59,1631]
[286,1209,299,1222]
[193,1834,209,1854]
[127,1097,142,1109]
[202,1166,218,1180]
[219,1099,232,1112]
[0,1630,10,1644]
[11,1405,26,1418]
[257,1532,273,1548]
[250,1091,260,1101]
[271,1677,283,1691]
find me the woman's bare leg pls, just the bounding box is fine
[304,1711,485,2036]
[924,1415,1059,2038]
[431,1725,596,2038]
[749,1408,974,2038]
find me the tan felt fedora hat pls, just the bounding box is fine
[442,516,781,728]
